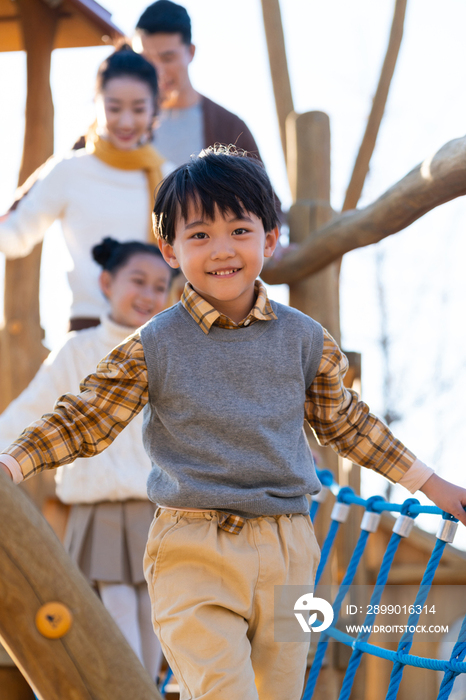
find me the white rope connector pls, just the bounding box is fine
[392,514,415,538]
[331,502,350,523]
[360,511,382,533]
[311,486,329,504]
[436,519,458,544]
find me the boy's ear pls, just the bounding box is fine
[264,226,280,258]
[158,239,180,269]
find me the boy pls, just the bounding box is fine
[1,147,465,700]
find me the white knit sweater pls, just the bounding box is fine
[0,149,173,319]
[0,316,151,503]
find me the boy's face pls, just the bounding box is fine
[159,203,279,323]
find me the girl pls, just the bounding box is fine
[0,238,172,682]
[0,45,173,330]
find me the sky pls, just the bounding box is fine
[1,0,466,544]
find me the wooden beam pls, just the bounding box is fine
[260,0,294,160]
[65,0,122,41]
[261,134,466,285]
[342,0,407,211]
[384,566,466,585]
[0,469,162,700]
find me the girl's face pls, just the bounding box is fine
[99,253,172,328]
[96,76,155,150]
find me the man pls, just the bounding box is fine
[134,0,262,166]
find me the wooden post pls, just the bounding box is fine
[0,469,161,700]
[286,111,365,698]
[0,0,57,413]
[286,110,337,549]
[286,109,341,567]
[0,0,59,509]
[286,111,339,699]
[260,0,294,160]
[286,111,339,340]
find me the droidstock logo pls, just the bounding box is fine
[294,593,334,634]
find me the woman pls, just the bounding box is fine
[0,45,173,330]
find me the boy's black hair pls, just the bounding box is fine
[152,146,280,245]
[136,1,192,45]
[96,44,158,104]
[93,237,166,275]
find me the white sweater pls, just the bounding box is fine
[0,150,173,319]
[0,316,151,503]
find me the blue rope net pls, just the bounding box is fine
[304,469,466,700]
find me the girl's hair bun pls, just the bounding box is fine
[91,236,168,275]
[92,237,120,267]
[115,41,133,53]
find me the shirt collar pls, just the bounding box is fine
[180,280,277,334]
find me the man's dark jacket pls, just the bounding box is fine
[199,95,260,155]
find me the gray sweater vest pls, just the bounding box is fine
[140,300,324,517]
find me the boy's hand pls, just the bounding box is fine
[420,473,466,526]
[0,462,13,480]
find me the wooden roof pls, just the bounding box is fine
[0,0,123,52]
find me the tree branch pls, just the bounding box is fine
[261,135,466,285]
[342,0,407,211]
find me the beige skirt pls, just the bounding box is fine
[64,500,156,585]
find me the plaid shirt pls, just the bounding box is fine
[4,281,415,533]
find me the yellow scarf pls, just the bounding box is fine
[86,132,165,241]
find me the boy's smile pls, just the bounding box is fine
[160,204,279,324]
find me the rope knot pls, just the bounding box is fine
[400,497,420,519]
[365,495,385,512]
[337,486,354,504]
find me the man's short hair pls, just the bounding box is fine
[152,146,279,244]
[136,1,192,45]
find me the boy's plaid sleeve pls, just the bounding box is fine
[305,330,416,483]
[3,334,148,480]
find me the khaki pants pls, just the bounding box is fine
[144,509,320,700]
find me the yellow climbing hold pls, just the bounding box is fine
[35,602,73,639]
